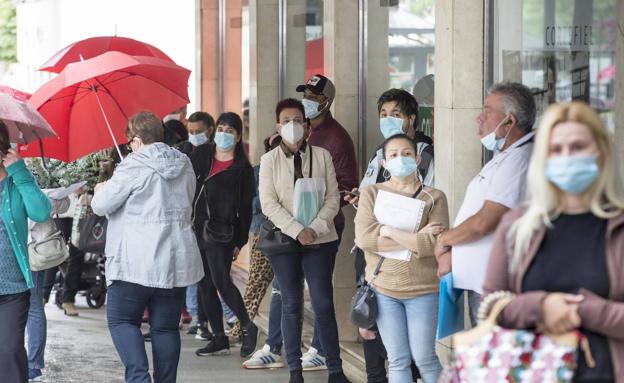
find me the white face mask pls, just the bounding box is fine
[188,132,208,147]
[280,121,305,145]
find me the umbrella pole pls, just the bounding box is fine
[93,90,124,160]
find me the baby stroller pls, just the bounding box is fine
[53,252,107,309]
[52,207,108,309]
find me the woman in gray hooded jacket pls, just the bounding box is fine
[92,111,204,383]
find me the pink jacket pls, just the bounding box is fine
[483,207,624,382]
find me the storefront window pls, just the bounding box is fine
[387,0,435,137]
[493,0,617,130]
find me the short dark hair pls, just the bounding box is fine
[377,89,419,129]
[488,82,536,134]
[215,112,249,164]
[164,119,188,144]
[0,121,9,153]
[382,133,416,159]
[188,111,215,131]
[275,98,305,122]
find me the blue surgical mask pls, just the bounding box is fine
[545,155,599,194]
[214,132,236,151]
[188,132,208,147]
[480,116,510,151]
[384,156,418,178]
[302,98,323,119]
[379,117,405,139]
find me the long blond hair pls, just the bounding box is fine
[509,102,624,272]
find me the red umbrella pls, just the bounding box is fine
[0,86,57,144]
[39,36,174,73]
[20,51,190,162]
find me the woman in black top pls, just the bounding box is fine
[483,102,624,382]
[190,112,256,358]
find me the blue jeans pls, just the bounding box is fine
[268,241,342,373]
[265,278,283,354]
[375,292,441,383]
[107,281,185,383]
[220,295,237,323]
[185,284,198,317]
[27,271,46,371]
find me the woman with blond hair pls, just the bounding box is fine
[483,101,624,382]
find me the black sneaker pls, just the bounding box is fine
[195,325,213,341]
[195,334,230,356]
[327,372,351,383]
[240,321,258,357]
[289,369,304,383]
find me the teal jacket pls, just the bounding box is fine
[1,160,51,288]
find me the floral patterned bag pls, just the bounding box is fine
[441,296,595,383]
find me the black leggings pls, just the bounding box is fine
[198,246,250,335]
[0,291,30,383]
[53,218,85,303]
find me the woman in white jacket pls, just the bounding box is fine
[91,111,203,383]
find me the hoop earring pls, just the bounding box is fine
[383,168,391,181]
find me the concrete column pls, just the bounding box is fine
[434,0,485,219]
[323,0,360,343]
[200,0,219,116]
[615,0,624,156]
[363,2,390,166]
[224,0,243,114]
[284,0,306,99]
[248,0,279,164]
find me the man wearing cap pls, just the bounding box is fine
[296,74,358,371]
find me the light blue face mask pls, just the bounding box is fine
[302,98,323,119]
[214,132,236,151]
[545,155,599,194]
[480,115,510,151]
[384,155,418,178]
[188,132,208,147]
[379,116,405,139]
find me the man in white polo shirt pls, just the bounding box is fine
[435,82,537,325]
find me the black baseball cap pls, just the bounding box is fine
[296,74,336,99]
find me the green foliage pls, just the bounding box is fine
[26,152,111,191]
[0,0,17,63]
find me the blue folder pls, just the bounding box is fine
[436,272,465,340]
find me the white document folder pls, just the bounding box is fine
[373,190,426,261]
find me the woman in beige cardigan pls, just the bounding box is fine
[354,134,448,383]
[258,98,350,383]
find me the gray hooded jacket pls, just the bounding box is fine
[92,143,204,288]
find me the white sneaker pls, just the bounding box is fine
[301,347,327,371]
[242,344,285,369]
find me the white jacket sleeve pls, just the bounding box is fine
[91,163,137,217]
[307,149,340,236]
[258,153,305,240]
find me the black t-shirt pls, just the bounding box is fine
[522,212,614,382]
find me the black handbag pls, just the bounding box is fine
[350,258,384,329]
[256,220,301,256]
[350,185,424,329]
[256,147,316,256]
[78,214,108,254]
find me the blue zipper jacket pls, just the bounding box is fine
[1,160,51,288]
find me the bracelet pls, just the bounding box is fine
[477,290,517,323]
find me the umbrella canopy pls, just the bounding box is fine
[0,86,57,144]
[20,51,190,162]
[39,36,174,73]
